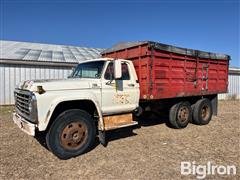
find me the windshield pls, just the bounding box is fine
[70,61,105,78]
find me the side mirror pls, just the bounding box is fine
[114,60,122,79]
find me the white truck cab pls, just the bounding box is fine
[13,58,140,159]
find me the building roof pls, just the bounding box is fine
[229,67,240,75]
[0,40,104,65]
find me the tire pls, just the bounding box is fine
[169,101,192,129]
[46,109,96,159]
[192,98,213,125]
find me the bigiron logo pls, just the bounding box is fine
[181,161,237,179]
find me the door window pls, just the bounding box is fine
[104,62,130,80]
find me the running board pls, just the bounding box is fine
[105,121,138,131]
[103,113,138,131]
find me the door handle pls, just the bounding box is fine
[106,80,115,86]
[128,84,135,87]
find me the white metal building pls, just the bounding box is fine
[0,40,104,105]
[218,67,240,100]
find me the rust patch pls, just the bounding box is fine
[103,113,133,130]
[23,80,33,89]
[60,121,88,150]
[114,93,130,104]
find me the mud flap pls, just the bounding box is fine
[98,130,108,147]
[211,94,218,116]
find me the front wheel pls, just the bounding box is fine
[46,109,96,159]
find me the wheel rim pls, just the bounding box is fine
[177,106,189,123]
[60,121,88,150]
[201,105,210,121]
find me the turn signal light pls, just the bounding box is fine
[37,86,45,94]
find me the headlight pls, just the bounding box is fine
[29,93,38,123]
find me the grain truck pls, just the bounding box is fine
[13,41,230,159]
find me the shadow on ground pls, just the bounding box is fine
[34,112,171,152]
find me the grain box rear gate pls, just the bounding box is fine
[102,41,230,100]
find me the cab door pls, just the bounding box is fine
[101,61,139,115]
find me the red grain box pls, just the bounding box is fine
[102,41,230,100]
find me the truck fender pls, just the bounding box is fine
[42,96,104,131]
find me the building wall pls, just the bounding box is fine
[218,72,240,100]
[0,63,72,105]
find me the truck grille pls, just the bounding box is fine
[15,90,31,121]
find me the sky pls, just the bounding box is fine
[0,0,239,66]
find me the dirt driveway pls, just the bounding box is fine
[0,100,239,179]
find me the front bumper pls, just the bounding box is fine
[13,112,36,136]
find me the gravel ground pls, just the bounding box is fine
[0,100,239,179]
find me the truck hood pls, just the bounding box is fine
[17,78,100,92]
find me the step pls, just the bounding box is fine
[103,113,138,131]
[104,121,138,131]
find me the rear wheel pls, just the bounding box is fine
[169,101,192,129]
[46,109,96,159]
[192,98,213,125]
